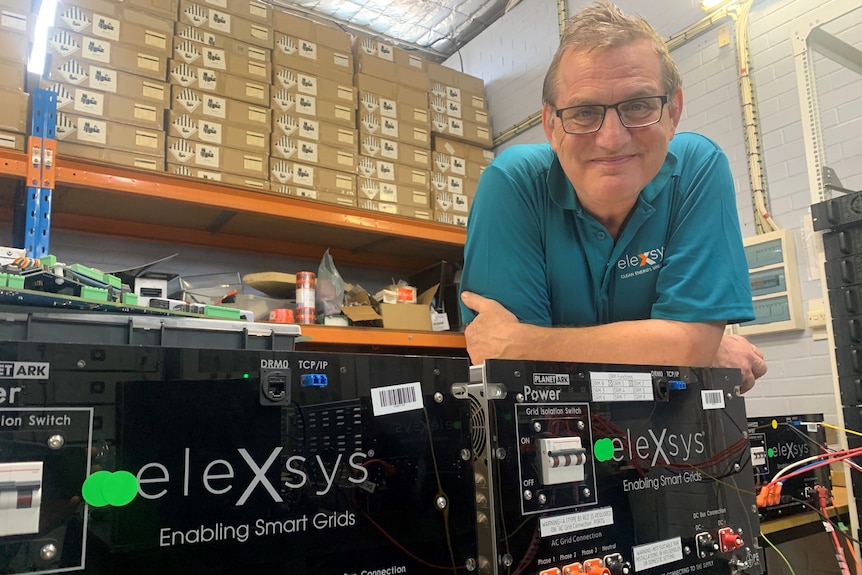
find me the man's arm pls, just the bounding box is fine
[462,292,766,392]
[462,291,723,366]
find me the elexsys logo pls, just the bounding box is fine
[617,245,665,271]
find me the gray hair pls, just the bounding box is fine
[542,1,682,107]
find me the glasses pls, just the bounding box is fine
[554,95,668,135]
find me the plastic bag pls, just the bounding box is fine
[316,248,345,316]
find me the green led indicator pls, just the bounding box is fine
[243,373,250,379]
[82,470,139,507]
[767,447,775,458]
[451,420,462,430]
[593,438,615,462]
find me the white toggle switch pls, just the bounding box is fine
[536,437,586,485]
[0,461,44,536]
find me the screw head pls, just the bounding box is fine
[47,435,65,450]
[433,392,444,403]
[460,448,471,461]
[464,558,477,571]
[77,360,86,368]
[435,495,448,510]
[537,493,547,505]
[523,490,533,501]
[40,543,57,561]
[515,393,525,403]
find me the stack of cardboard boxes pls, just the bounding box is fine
[427,61,494,227]
[354,36,434,219]
[0,0,31,152]
[28,1,494,227]
[166,0,272,188]
[269,11,358,206]
[43,0,174,170]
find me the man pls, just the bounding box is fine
[459,1,767,391]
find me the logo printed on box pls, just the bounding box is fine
[175,40,202,64]
[276,114,299,135]
[94,15,121,42]
[171,115,199,138]
[60,6,90,32]
[49,30,80,57]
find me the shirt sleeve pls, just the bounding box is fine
[651,136,754,324]
[459,148,555,326]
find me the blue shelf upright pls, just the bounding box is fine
[22,88,58,258]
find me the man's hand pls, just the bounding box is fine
[711,333,767,393]
[461,291,523,364]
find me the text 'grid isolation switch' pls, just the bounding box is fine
[0,461,43,537]
[536,437,586,485]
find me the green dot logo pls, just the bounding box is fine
[767,448,775,458]
[82,470,139,507]
[593,438,615,462]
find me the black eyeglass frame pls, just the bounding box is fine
[554,95,669,135]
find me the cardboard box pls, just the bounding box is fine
[271,90,354,128]
[272,31,352,85]
[46,82,164,130]
[59,140,165,170]
[341,286,437,331]
[273,113,357,151]
[426,60,484,94]
[271,185,357,208]
[179,0,273,48]
[354,34,427,72]
[431,114,492,147]
[56,111,165,155]
[46,28,167,80]
[357,199,433,222]
[433,135,494,164]
[168,60,270,105]
[55,1,173,53]
[0,29,31,63]
[272,10,351,52]
[358,177,430,208]
[123,0,179,20]
[0,88,28,133]
[360,135,430,170]
[432,156,487,183]
[359,112,430,148]
[0,130,24,151]
[172,34,270,82]
[168,111,270,152]
[431,171,480,198]
[433,210,468,228]
[174,23,270,59]
[271,136,357,172]
[195,0,272,24]
[167,162,267,190]
[269,160,355,195]
[433,189,471,215]
[273,66,356,107]
[171,85,270,129]
[46,56,171,106]
[357,157,428,188]
[167,136,268,178]
[0,1,31,36]
[354,50,428,89]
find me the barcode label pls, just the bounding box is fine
[371,382,423,416]
[701,390,725,410]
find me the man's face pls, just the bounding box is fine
[542,41,683,215]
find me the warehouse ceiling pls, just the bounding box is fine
[268,0,516,61]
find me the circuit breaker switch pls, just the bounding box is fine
[536,437,586,485]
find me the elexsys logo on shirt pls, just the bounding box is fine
[617,245,665,279]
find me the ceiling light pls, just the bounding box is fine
[28,0,59,74]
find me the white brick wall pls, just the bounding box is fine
[447,0,862,424]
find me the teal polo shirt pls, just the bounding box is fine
[459,132,754,328]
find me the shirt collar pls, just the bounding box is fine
[547,148,679,213]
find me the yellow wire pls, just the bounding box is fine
[818,421,862,438]
[760,530,797,575]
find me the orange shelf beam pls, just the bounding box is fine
[298,324,466,349]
